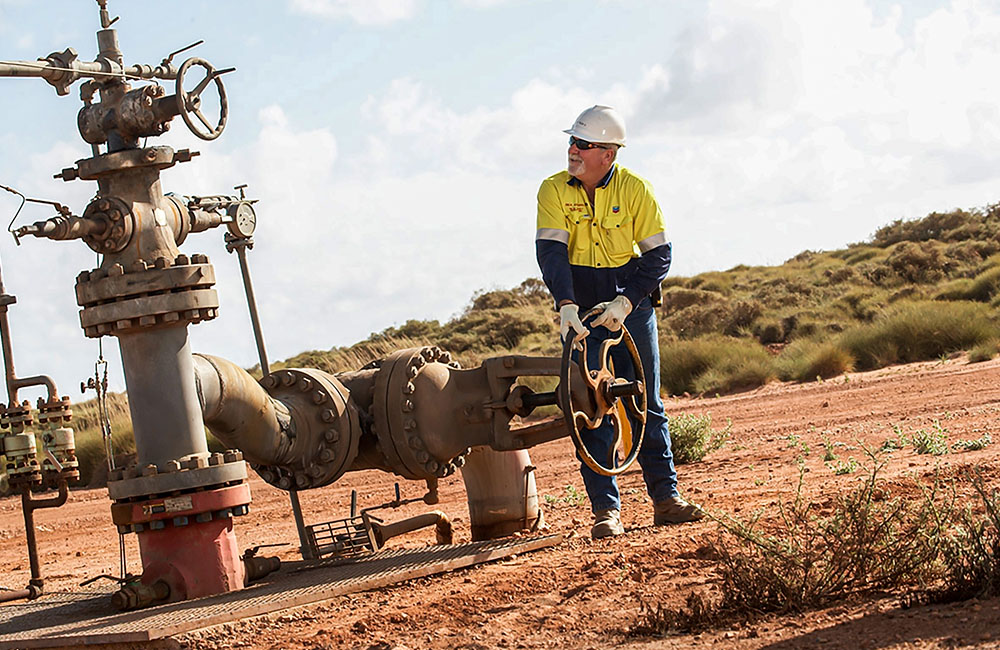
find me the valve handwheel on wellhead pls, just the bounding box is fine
[558,309,647,476]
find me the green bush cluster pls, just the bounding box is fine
[630,465,1000,636]
[669,412,731,464]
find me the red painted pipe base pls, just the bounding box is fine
[136,517,245,601]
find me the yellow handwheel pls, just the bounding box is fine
[558,309,647,476]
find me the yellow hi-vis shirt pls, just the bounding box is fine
[535,165,667,269]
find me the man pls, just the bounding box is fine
[535,105,704,539]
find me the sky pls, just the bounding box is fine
[0,0,998,398]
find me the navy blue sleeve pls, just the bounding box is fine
[622,242,671,308]
[536,239,576,307]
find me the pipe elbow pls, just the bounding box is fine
[192,354,291,465]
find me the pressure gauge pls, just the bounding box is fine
[226,202,256,238]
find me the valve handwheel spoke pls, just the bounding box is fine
[176,57,229,141]
[558,309,647,476]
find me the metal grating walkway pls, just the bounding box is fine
[0,534,562,648]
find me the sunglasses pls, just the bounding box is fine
[569,136,612,151]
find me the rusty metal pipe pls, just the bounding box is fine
[14,215,106,241]
[368,511,453,548]
[192,353,291,466]
[0,264,59,404]
[13,480,70,602]
[461,447,540,541]
[0,588,33,603]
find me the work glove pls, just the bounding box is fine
[559,303,589,349]
[591,295,633,332]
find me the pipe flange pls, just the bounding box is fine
[372,346,467,481]
[76,257,219,338]
[257,368,361,490]
[108,454,247,500]
[111,482,251,531]
[80,196,134,254]
[76,146,178,180]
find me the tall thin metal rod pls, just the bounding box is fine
[0,262,58,403]
[234,245,269,377]
[231,238,312,559]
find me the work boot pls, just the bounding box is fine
[591,508,624,539]
[653,497,705,525]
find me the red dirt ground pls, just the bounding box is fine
[3,355,1000,649]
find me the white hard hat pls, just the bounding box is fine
[563,105,626,147]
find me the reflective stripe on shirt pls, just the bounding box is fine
[638,231,667,253]
[536,228,570,244]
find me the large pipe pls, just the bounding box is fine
[461,447,540,541]
[192,353,290,465]
[119,328,208,467]
[191,355,541,540]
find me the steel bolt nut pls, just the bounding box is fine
[321,409,336,423]
[281,372,296,387]
[175,254,190,265]
[323,429,339,443]
[154,257,170,269]
[312,390,327,405]
[141,464,158,477]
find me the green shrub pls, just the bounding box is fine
[709,460,944,614]
[468,278,550,311]
[692,355,775,395]
[965,266,1000,302]
[911,422,950,455]
[935,471,1000,602]
[670,413,731,464]
[778,340,855,382]
[871,208,996,247]
[666,302,733,339]
[969,339,1000,363]
[887,241,948,283]
[755,320,785,344]
[934,279,975,301]
[837,301,996,370]
[842,246,884,265]
[660,336,775,395]
[662,287,722,311]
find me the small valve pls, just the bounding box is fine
[0,402,41,488]
[37,396,79,486]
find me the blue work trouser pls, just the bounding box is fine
[576,301,679,513]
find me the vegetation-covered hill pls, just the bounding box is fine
[275,203,1000,396]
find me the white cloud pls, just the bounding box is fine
[288,0,421,24]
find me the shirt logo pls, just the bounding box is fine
[612,206,620,213]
